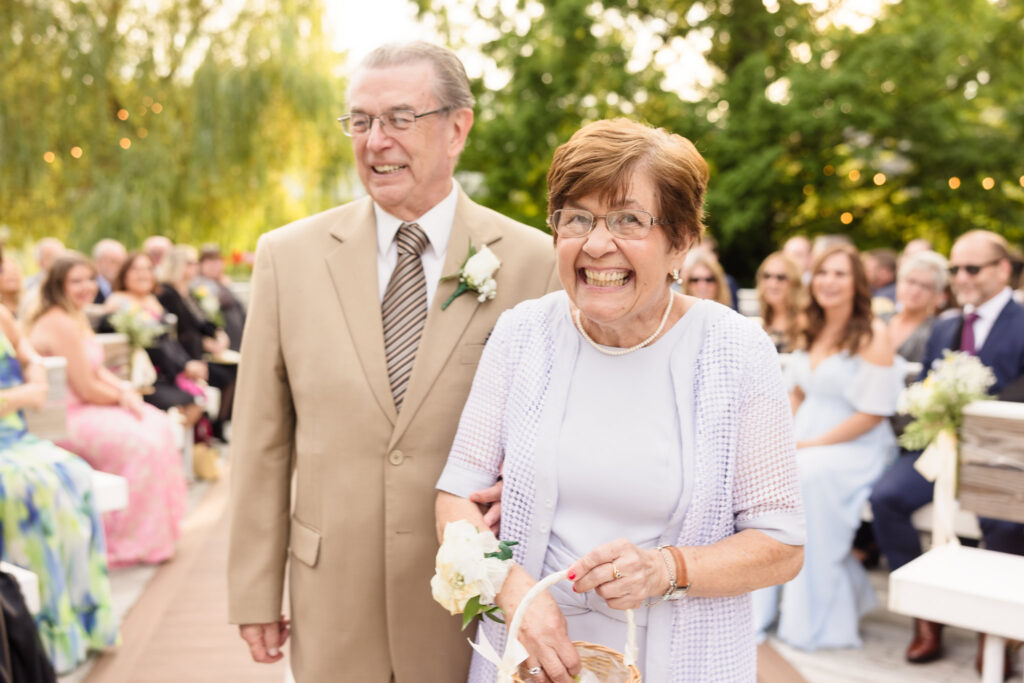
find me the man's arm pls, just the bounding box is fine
[227,233,296,659]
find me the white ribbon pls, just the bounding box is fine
[914,427,961,548]
[129,347,156,389]
[469,628,528,683]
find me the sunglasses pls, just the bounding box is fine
[688,276,716,285]
[760,273,789,282]
[948,258,1002,277]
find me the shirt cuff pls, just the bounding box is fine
[736,511,806,546]
[435,460,499,499]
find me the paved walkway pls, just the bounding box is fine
[82,466,287,682]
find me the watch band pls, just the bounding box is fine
[667,545,689,591]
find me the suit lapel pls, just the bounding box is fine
[388,189,502,449]
[325,199,398,425]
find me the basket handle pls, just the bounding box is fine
[503,569,638,669]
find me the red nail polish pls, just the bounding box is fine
[572,584,578,592]
[567,571,576,580]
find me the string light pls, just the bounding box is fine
[948,177,961,189]
[70,146,83,158]
[848,169,861,181]
[981,177,995,190]
[823,165,835,176]
[873,173,886,185]
[117,109,129,120]
[151,102,163,114]
[840,212,853,224]
[43,151,55,163]
[119,137,131,149]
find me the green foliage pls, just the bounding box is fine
[415,0,1024,281]
[1,0,351,252]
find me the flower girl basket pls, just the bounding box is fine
[505,569,641,683]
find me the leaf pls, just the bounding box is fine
[462,594,483,630]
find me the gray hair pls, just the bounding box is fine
[91,238,125,261]
[354,42,475,111]
[898,250,949,293]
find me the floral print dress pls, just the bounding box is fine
[0,333,119,673]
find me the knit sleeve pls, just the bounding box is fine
[732,329,805,545]
[435,312,513,497]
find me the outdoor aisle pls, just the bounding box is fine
[84,464,288,682]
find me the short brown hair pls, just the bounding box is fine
[546,118,708,250]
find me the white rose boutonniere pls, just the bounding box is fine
[430,520,518,629]
[441,241,501,310]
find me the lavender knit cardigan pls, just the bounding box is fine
[437,291,804,682]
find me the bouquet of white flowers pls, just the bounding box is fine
[108,304,165,349]
[431,520,518,630]
[898,350,995,451]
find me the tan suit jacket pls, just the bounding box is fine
[227,187,558,681]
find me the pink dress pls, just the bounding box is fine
[57,336,188,567]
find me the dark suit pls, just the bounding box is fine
[870,296,1024,569]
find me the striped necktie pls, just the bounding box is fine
[382,222,429,411]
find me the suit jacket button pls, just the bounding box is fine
[388,450,404,466]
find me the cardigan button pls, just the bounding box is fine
[388,450,404,466]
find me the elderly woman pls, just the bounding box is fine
[752,244,901,651]
[883,250,948,363]
[756,251,804,353]
[435,119,804,683]
[681,250,733,308]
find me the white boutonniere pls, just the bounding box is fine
[441,241,500,310]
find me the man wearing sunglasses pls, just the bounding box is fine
[870,229,1024,671]
[227,42,559,681]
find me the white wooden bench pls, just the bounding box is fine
[22,356,68,442]
[0,560,40,614]
[890,544,1024,682]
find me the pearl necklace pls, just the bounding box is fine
[573,290,675,356]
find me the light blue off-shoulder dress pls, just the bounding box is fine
[752,350,902,650]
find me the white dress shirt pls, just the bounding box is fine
[963,286,1012,352]
[374,183,458,308]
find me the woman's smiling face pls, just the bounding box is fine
[556,171,685,344]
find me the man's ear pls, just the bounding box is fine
[447,108,474,160]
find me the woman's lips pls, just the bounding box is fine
[579,268,631,287]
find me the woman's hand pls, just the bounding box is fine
[568,539,670,610]
[4,383,48,412]
[119,385,146,419]
[184,360,208,381]
[202,330,230,355]
[497,566,580,683]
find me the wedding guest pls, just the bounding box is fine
[870,230,1024,671]
[864,248,897,302]
[91,238,126,305]
[692,233,739,310]
[682,250,733,308]
[752,243,901,651]
[142,235,172,267]
[883,251,947,364]
[436,118,804,682]
[0,257,23,318]
[227,42,559,681]
[20,237,64,320]
[25,253,187,567]
[899,238,933,264]
[0,253,118,674]
[192,244,246,351]
[756,251,804,353]
[157,246,235,435]
[105,252,207,427]
[783,235,812,284]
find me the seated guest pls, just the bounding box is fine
[142,235,173,268]
[694,233,739,310]
[864,248,898,302]
[20,238,65,321]
[682,250,733,308]
[90,239,126,305]
[0,256,23,318]
[883,250,947,364]
[756,251,804,353]
[870,230,1024,671]
[193,244,246,351]
[25,253,187,567]
[753,243,901,651]
[156,246,235,435]
[783,235,812,285]
[104,253,207,430]
[0,260,118,674]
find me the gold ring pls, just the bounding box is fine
[612,562,623,580]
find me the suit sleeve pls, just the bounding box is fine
[227,233,296,624]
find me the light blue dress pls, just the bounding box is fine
[752,350,901,650]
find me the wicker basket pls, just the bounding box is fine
[505,570,641,682]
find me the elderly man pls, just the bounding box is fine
[143,235,173,266]
[870,230,1024,670]
[192,244,247,351]
[227,42,558,681]
[91,238,127,304]
[20,237,64,318]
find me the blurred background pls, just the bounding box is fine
[3,0,1023,282]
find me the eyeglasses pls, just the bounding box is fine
[337,107,453,136]
[547,208,661,240]
[688,276,716,285]
[948,258,1002,277]
[760,273,788,282]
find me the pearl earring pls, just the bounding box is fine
[672,268,682,285]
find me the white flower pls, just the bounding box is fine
[430,520,513,615]
[475,277,497,302]
[462,246,501,288]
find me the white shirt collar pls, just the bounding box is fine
[374,182,459,260]
[964,286,1012,320]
